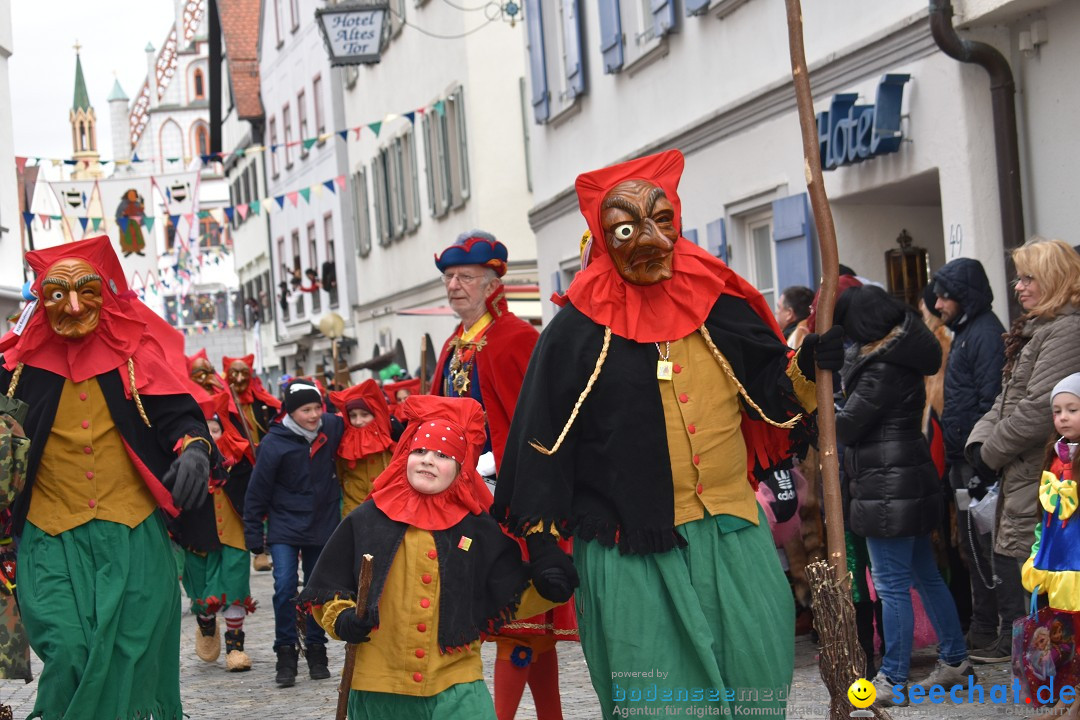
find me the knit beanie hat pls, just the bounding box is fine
[284,381,322,414]
[1052,373,1080,402]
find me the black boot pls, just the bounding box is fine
[275,645,298,687]
[306,643,330,680]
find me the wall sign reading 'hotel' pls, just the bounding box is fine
[315,0,391,65]
[817,73,911,171]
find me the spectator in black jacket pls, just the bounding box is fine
[244,380,344,688]
[835,286,973,704]
[932,258,1016,662]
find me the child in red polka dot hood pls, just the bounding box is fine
[299,395,578,716]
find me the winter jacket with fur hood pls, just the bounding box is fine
[967,304,1080,558]
[837,312,944,538]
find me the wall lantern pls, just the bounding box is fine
[315,0,392,66]
[884,229,929,309]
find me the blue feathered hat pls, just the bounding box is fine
[434,230,508,277]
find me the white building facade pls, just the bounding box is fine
[259,0,353,380]
[0,0,24,323]
[524,0,1080,325]
[339,1,537,379]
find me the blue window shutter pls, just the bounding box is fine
[597,0,623,74]
[683,228,699,245]
[706,217,727,263]
[562,0,585,97]
[651,0,675,38]
[685,0,710,15]
[525,0,549,123]
[771,194,817,291]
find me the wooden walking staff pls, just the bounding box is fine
[419,335,430,395]
[336,554,375,720]
[784,2,891,718]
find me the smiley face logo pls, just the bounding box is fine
[847,678,876,708]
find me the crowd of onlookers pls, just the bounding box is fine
[771,236,1080,708]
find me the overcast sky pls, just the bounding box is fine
[9,1,177,164]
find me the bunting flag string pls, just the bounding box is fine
[19,172,350,235]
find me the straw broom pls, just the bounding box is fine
[336,554,375,720]
[783,2,891,718]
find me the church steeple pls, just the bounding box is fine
[69,42,103,179]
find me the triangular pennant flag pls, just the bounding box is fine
[118,217,129,233]
[64,159,78,166]
[200,154,212,166]
[224,207,235,223]
[433,100,446,117]
[237,204,249,220]
[335,175,346,189]
[22,212,33,229]
[312,184,324,198]
[91,217,102,231]
[417,107,425,115]
[169,214,181,229]
[302,137,317,151]
[337,129,348,141]
[167,157,180,164]
[368,121,382,137]
[354,127,362,141]
[197,210,210,219]
[287,191,300,207]
[323,180,336,194]
[270,144,279,153]
[299,188,311,203]
[404,111,416,125]
[50,214,62,220]
[184,213,195,225]
[235,148,246,158]
[319,133,332,143]
[132,153,141,163]
[144,216,156,231]
[38,213,50,224]
[275,195,286,209]
[51,160,62,167]
[78,217,89,231]
[250,200,261,216]
[15,157,28,174]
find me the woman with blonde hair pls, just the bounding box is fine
[966,237,1080,661]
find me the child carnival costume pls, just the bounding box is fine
[329,379,395,517]
[299,395,577,720]
[0,236,213,720]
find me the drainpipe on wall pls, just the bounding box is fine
[928,0,1025,255]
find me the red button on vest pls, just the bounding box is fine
[88,498,96,508]
[218,530,224,536]
[679,393,689,404]
[417,623,427,633]
[83,446,93,454]
[421,574,432,584]
[693,455,700,466]
[673,364,682,374]
[687,424,696,434]
[81,420,90,429]
[427,550,437,560]
[413,672,423,683]
[420,598,430,609]
[85,471,94,480]
[217,517,224,524]
[79,392,88,401]
[696,484,703,495]
[415,648,425,658]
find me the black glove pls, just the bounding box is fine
[526,533,579,604]
[762,469,799,523]
[967,474,990,502]
[162,441,210,510]
[967,443,999,485]
[334,607,375,643]
[797,325,844,382]
[249,546,265,556]
[389,417,406,442]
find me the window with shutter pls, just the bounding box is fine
[597,0,624,74]
[562,0,584,98]
[353,168,373,258]
[525,0,549,124]
[771,194,818,291]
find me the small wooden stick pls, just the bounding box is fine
[419,335,430,395]
[336,554,374,720]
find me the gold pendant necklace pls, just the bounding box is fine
[655,341,673,381]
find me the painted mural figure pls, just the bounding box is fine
[116,188,147,257]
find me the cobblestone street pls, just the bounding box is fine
[0,562,1028,719]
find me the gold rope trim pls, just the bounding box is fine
[698,325,801,429]
[128,358,151,427]
[528,326,612,456]
[6,363,24,398]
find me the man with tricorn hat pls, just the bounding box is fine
[0,235,215,720]
[432,231,576,720]
[493,150,843,717]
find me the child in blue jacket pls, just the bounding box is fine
[244,380,344,688]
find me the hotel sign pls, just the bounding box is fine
[817,74,911,171]
[315,0,391,65]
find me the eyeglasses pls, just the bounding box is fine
[441,273,484,286]
[1013,274,1036,288]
